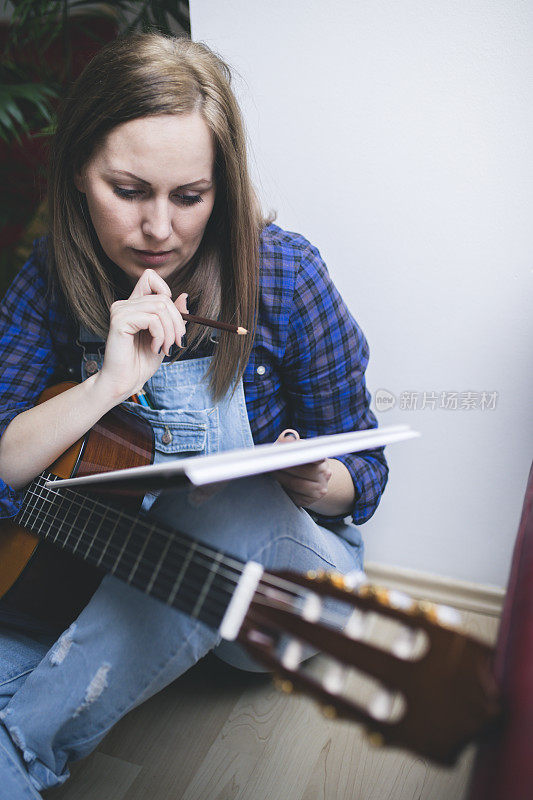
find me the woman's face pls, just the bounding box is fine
[75,112,216,283]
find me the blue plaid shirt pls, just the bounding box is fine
[0,223,388,524]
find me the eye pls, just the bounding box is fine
[174,194,203,206]
[113,187,144,201]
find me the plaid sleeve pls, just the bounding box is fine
[0,251,59,518]
[283,243,388,524]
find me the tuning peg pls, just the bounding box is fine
[326,571,347,590]
[434,603,462,628]
[344,607,368,639]
[391,625,428,660]
[323,664,347,695]
[357,583,375,599]
[388,589,416,613]
[417,599,436,617]
[282,640,303,670]
[321,704,337,719]
[343,569,367,590]
[366,730,385,748]
[273,676,294,694]
[306,568,327,582]
[368,690,394,721]
[416,600,461,629]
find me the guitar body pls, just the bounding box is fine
[0,383,154,630]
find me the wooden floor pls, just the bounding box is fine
[45,609,499,800]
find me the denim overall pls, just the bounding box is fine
[0,329,364,798]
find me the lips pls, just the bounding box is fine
[132,248,175,266]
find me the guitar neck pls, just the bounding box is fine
[16,472,246,631]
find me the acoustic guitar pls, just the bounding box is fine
[0,383,501,766]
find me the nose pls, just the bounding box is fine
[141,198,173,242]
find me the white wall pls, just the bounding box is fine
[190,0,533,588]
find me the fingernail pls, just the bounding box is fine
[283,430,298,440]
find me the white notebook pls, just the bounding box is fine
[46,425,419,493]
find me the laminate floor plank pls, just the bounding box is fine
[45,751,141,800]
[181,682,326,800]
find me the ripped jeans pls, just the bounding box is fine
[0,475,363,798]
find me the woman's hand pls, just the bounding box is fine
[94,269,188,403]
[272,429,333,508]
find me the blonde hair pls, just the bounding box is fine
[48,33,264,400]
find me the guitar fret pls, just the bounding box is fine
[146,533,172,594]
[127,521,154,584]
[191,553,223,619]
[18,484,38,530]
[70,494,90,553]
[168,542,197,606]
[35,480,56,536]
[63,502,92,553]
[92,509,118,564]
[111,518,135,574]
[16,471,246,633]
[24,482,46,532]
[49,493,68,543]
[17,485,31,528]
[72,500,98,553]
[96,509,122,568]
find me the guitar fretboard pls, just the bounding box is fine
[16,472,245,630]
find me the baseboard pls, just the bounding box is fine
[364,561,505,617]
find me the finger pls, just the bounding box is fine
[276,428,300,444]
[110,306,166,355]
[122,296,183,355]
[172,293,188,347]
[175,292,188,315]
[272,470,328,499]
[156,299,180,355]
[134,298,176,356]
[147,316,166,355]
[113,310,166,354]
[278,460,331,481]
[278,485,318,509]
[129,268,172,300]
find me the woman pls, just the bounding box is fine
[0,33,388,797]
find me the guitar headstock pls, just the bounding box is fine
[238,569,501,766]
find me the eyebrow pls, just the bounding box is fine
[108,170,212,189]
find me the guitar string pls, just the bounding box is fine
[21,478,354,632]
[22,485,316,626]
[26,478,251,584]
[31,475,315,598]
[21,480,309,617]
[20,495,357,645]
[20,492,321,636]
[34,474,361,626]
[21,485,248,626]
[31,474,361,630]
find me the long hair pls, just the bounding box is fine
[48,33,264,400]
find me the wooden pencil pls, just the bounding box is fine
[181,313,247,335]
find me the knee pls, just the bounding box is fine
[148,475,304,561]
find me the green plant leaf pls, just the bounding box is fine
[0,83,58,143]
